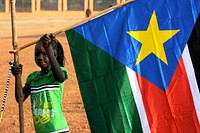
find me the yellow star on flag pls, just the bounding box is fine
[127,11,180,65]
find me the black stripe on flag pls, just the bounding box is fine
[188,14,200,92]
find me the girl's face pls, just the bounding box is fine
[35,42,50,70]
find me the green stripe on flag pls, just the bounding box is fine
[66,29,143,133]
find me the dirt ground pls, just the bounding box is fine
[0,13,90,133]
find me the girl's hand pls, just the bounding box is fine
[49,33,55,40]
[40,34,52,48]
[11,64,22,76]
[40,33,56,48]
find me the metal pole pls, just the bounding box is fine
[10,0,24,132]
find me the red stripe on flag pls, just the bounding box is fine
[136,58,200,133]
[136,74,177,132]
[166,58,200,132]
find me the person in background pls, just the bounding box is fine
[86,8,92,18]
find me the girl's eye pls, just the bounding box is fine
[35,52,40,56]
[35,52,46,56]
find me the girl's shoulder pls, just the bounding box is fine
[27,71,40,79]
[30,70,40,75]
[26,71,40,84]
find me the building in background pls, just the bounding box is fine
[0,0,127,14]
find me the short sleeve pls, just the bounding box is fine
[26,74,32,85]
[61,67,68,80]
[25,71,38,85]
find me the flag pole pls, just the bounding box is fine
[10,0,24,132]
[9,0,133,54]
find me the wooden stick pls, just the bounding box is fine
[9,0,133,54]
[10,0,24,132]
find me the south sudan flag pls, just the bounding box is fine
[65,0,200,132]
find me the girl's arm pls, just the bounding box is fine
[15,84,30,103]
[12,65,30,102]
[45,46,65,82]
[41,34,66,82]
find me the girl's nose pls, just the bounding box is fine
[37,54,43,60]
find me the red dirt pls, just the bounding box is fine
[0,14,90,133]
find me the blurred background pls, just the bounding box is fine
[0,0,127,13]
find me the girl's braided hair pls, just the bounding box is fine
[50,36,66,67]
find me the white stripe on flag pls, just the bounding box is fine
[126,66,150,133]
[182,45,200,123]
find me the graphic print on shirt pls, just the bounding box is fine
[31,84,60,125]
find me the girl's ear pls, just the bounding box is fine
[54,51,58,58]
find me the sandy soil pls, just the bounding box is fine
[0,14,90,133]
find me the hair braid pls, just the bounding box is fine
[51,39,66,67]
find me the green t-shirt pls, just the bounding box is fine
[26,67,69,133]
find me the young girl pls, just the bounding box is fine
[12,34,69,133]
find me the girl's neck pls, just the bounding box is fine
[39,68,50,75]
